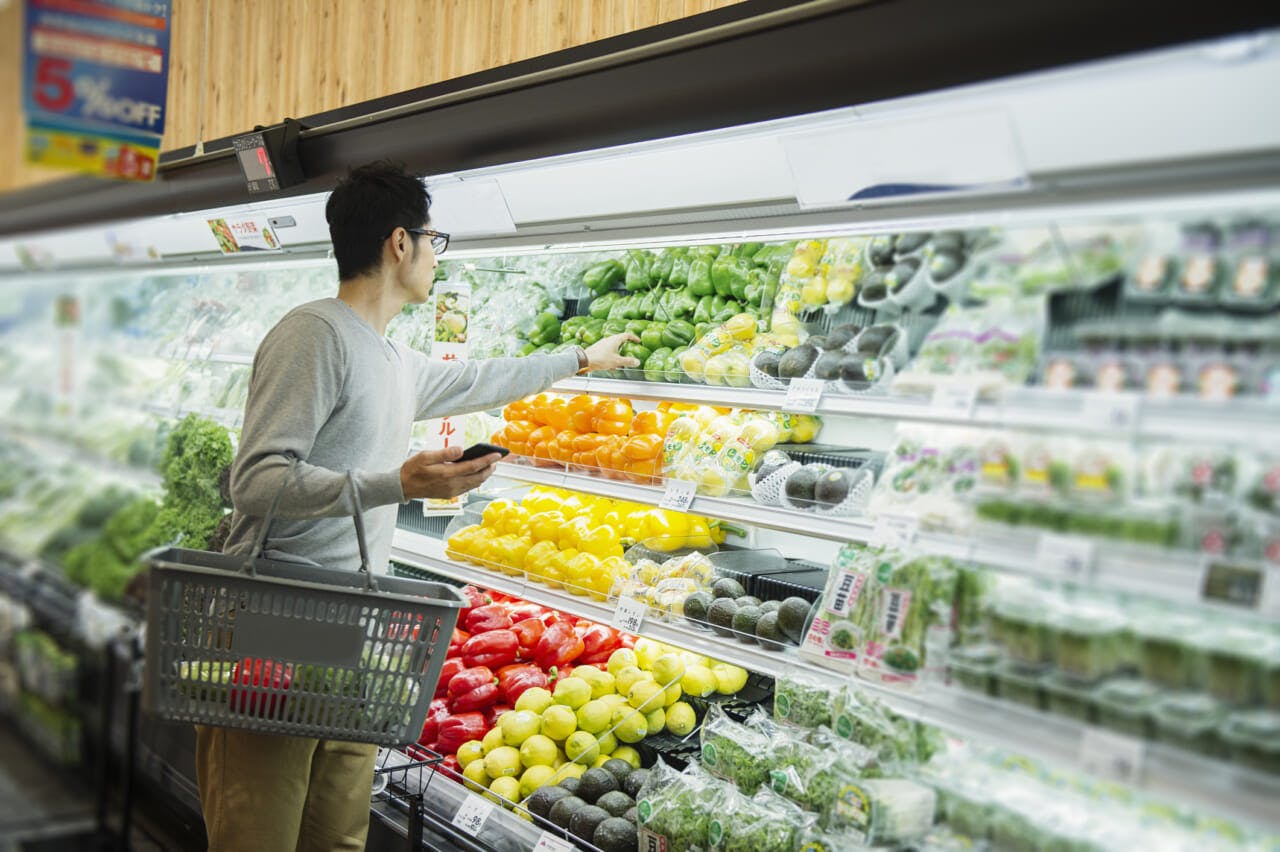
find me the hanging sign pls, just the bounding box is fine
[207,217,283,254]
[23,0,171,180]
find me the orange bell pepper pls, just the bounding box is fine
[594,399,633,436]
[622,433,663,461]
[545,397,571,432]
[568,395,599,433]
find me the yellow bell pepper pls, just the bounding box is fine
[527,511,563,543]
[481,498,516,529]
[577,524,621,558]
[683,517,714,550]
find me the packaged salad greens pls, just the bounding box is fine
[989,590,1055,668]
[800,544,876,670]
[710,786,814,852]
[637,759,731,851]
[949,643,1000,695]
[829,686,920,769]
[773,669,837,729]
[856,553,959,687]
[1051,605,1127,682]
[700,704,773,793]
[1133,612,1206,690]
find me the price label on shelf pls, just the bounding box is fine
[451,794,494,837]
[638,827,670,852]
[659,479,697,513]
[1035,533,1096,582]
[871,514,918,548]
[1200,558,1274,614]
[533,833,576,852]
[612,595,647,633]
[1081,392,1140,433]
[929,384,977,420]
[783,378,825,413]
[1079,727,1145,784]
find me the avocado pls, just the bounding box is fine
[682,591,712,623]
[558,777,581,797]
[868,235,895,266]
[928,250,963,282]
[825,324,859,350]
[549,795,587,829]
[570,804,611,841]
[860,271,888,301]
[856,325,894,354]
[815,469,852,509]
[885,259,921,292]
[623,806,638,825]
[776,597,812,643]
[732,605,762,638]
[894,231,931,255]
[602,759,634,784]
[814,350,843,380]
[711,577,746,599]
[754,610,789,651]
[596,790,635,817]
[529,785,574,819]
[579,767,620,804]
[707,598,739,636]
[759,599,781,613]
[784,466,819,509]
[778,345,819,379]
[931,231,965,254]
[755,350,781,378]
[839,355,875,387]
[755,449,792,482]
[594,816,639,852]
[734,595,762,608]
[620,768,650,800]
[805,335,828,351]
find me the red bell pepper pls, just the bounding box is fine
[579,624,620,661]
[434,711,489,755]
[439,754,462,781]
[465,603,513,633]
[458,585,490,620]
[229,657,292,717]
[482,702,513,727]
[447,665,500,713]
[511,617,546,658]
[447,628,470,658]
[460,629,519,670]
[435,658,466,699]
[507,603,548,623]
[496,663,549,705]
[419,698,450,747]
[534,620,585,671]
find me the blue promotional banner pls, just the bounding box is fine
[23,0,171,180]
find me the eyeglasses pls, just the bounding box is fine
[400,227,450,255]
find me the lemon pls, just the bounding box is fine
[826,275,855,305]
[712,663,749,694]
[514,686,554,714]
[627,680,665,713]
[519,764,556,799]
[606,648,639,677]
[462,759,489,791]
[650,654,686,687]
[550,762,585,784]
[611,706,648,743]
[500,710,542,746]
[680,665,717,697]
[540,705,577,742]
[666,702,697,736]
[484,746,522,779]
[595,730,618,755]
[518,734,558,768]
[488,775,521,807]
[565,730,600,764]
[614,665,651,696]
[575,699,611,734]
[599,693,628,712]
[611,745,642,769]
[574,666,616,700]
[481,727,506,754]
[644,707,665,732]
[552,677,592,710]
[456,740,485,769]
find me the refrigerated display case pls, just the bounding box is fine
[2,12,1280,851]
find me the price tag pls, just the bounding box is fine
[659,479,697,513]
[451,794,494,836]
[612,595,647,633]
[871,514,918,549]
[1079,727,1145,784]
[1201,559,1274,613]
[534,833,576,852]
[783,378,825,413]
[1035,533,1096,581]
[638,827,670,852]
[1081,392,1140,433]
[930,384,977,419]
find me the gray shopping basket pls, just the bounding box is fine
[142,470,465,746]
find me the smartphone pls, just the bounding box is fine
[457,442,511,462]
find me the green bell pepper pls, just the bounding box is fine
[668,248,691,287]
[688,252,715,297]
[661,319,695,349]
[559,316,588,337]
[711,251,752,299]
[624,249,654,292]
[694,295,713,325]
[638,288,660,319]
[588,292,619,319]
[625,319,650,337]
[693,323,711,341]
[643,347,674,383]
[582,259,624,295]
[652,289,678,322]
[620,342,652,379]
[673,288,699,318]
[733,242,764,260]
[650,248,676,286]
[603,319,627,336]
[527,312,562,346]
[518,341,539,357]
[711,299,742,323]
[640,324,666,352]
[744,269,765,306]
[579,318,606,345]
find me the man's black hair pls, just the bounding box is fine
[325,160,432,281]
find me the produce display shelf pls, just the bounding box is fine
[390,529,1280,833]
[491,462,1273,619]
[551,377,1280,450]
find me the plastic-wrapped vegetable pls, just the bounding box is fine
[637,759,731,850]
[800,544,877,669]
[830,686,920,769]
[773,669,837,729]
[710,786,813,852]
[830,778,936,845]
[858,553,958,685]
[700,704,773,793]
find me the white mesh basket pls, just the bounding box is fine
[749,460,802,506]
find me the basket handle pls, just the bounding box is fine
[247,457,379,592]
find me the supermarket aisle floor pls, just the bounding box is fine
[0,721,194,851]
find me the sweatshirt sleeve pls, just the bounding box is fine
[230,312,405,519]
[409,350,579,420]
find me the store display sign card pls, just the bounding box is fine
[207,218,283,254]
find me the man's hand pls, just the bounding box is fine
[583,332,641,372]
[400,446,501,500]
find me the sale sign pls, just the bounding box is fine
[207,218,283,254]
[23,0,171,180]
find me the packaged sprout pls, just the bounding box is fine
[800,544,877,670]
[1093,677,1158,739]
[1220,709,1280,775]
[807,726,881,779]
[1151,692,1224,756]
[949,643,1000,695]
[830,686,919,769]
[700,703,773,793]
[1051,605,1127,682]
[989,590,1055,668]
[773,669,838,729]
[711,786,813,852]
[1133,612,1206,689]
[1043,673,1095,723]
[953,566,991,644]
[637,759,731,851]
[1204,627,1268,706]
[856,553,959,688]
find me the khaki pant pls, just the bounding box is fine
[195,725,378,852]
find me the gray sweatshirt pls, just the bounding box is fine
[222,297,578,573]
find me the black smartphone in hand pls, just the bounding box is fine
[456,442,511,462]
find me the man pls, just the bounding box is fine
[197,160,637,851]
